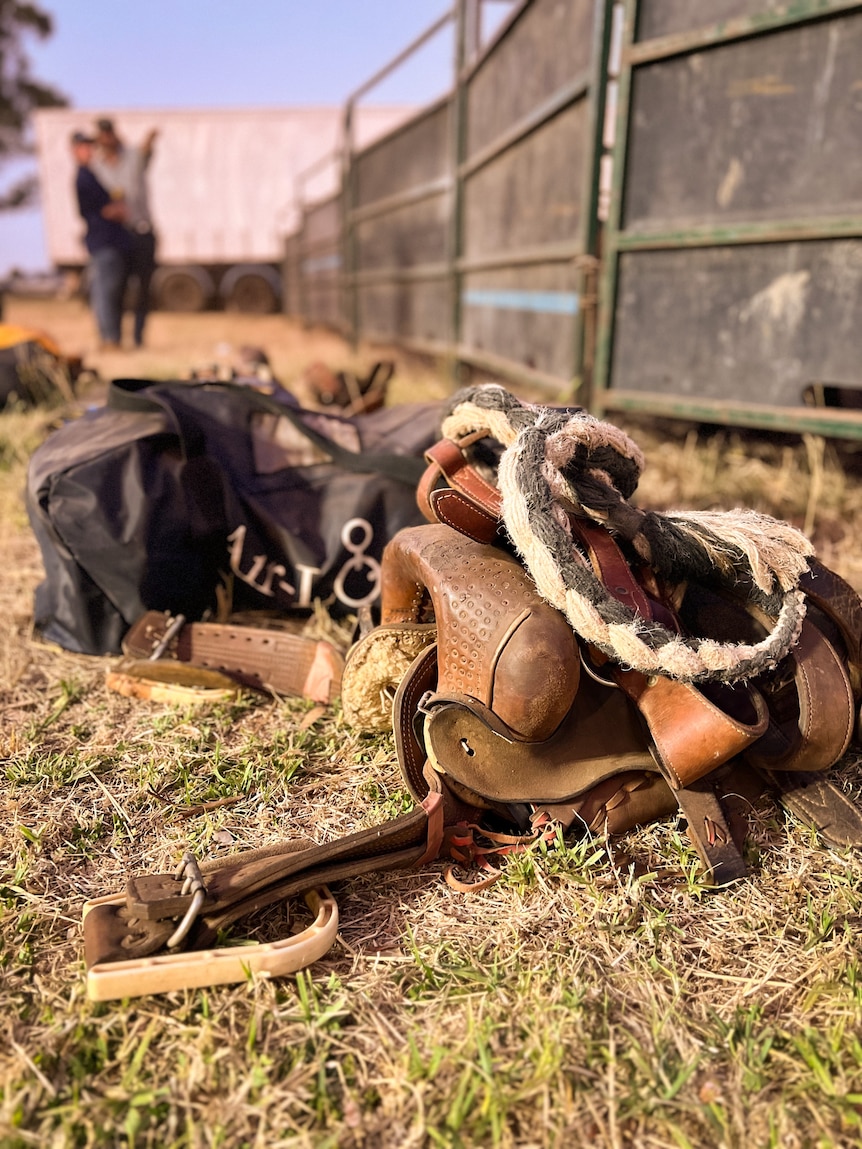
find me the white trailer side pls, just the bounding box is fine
[34,106,409,311]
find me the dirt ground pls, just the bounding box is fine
[2,294,453,411]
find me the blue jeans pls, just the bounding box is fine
[128,231,157,346]
[89,246,128,344]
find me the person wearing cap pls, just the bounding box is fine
[92,117,159,348]
[70,131,132,350]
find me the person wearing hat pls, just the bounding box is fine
[70,130,132,350]
[92,117,159,348]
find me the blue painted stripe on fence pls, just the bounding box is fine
[302,254,341,274]
[463,288,579,315]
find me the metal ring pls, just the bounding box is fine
[579,646,620,689]
[166,887,206,949]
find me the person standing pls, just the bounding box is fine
[92,117,159,348]
[70,130,131,350]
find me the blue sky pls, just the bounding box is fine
[3,0,489,276]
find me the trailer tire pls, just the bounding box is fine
[225,274,278,314]
[154,268,212,312]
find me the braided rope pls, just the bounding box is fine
[441,385,813,684]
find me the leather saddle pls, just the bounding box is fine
[82,387,862,992]
[383,406,862,867]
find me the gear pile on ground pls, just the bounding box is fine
[82,384,862,999]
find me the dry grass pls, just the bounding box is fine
[2,299,862,1148]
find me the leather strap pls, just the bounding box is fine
[673,778,749,885]
[745,620,855,773]
[393,642,440,802]
[569,516,680,633]
[801,560,862,668]
[417,437,502,541]
[568,520,770,786]
[569,516,654,621]
[84,796,446,968]
[767,769,862,848]
[613,668,769,788]
[123,611,345,704]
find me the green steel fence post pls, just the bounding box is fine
[449,0,469,388]
[574,0,615,408]
[592,0,636,415]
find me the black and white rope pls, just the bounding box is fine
[442,385,813,683]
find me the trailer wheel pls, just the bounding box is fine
[225,274,278,314]
[154,268,213,312]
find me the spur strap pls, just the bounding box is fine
[124,610,345,704]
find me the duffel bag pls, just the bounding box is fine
[26,377,442,655]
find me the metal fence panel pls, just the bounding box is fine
[465,0,595,155]
[358,280,453,344]
[457,0,604,389]
[462,104,588,257]
[594,0,862,436]
[300,193,344,328]
[304,197,341,247]
[302,276,342,328]
[355,191,450,271]
[284,0,609,396]
[636,0,791,41]
[354,102,452,208]
[348,96,455,347]
[462,261,582,379]
[612,240,862,404]
[282,232,301,315]
[624,14,862,229]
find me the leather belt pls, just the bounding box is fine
[123,611,345,704]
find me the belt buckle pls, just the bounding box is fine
[82,886,338,1001]
[166,851,207,948]
[149,613,186,660]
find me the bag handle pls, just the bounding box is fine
[107,378,428,486]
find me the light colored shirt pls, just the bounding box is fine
[92,144,154,232]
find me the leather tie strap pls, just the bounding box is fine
[417,436,502,543]
[672,778,749,885]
